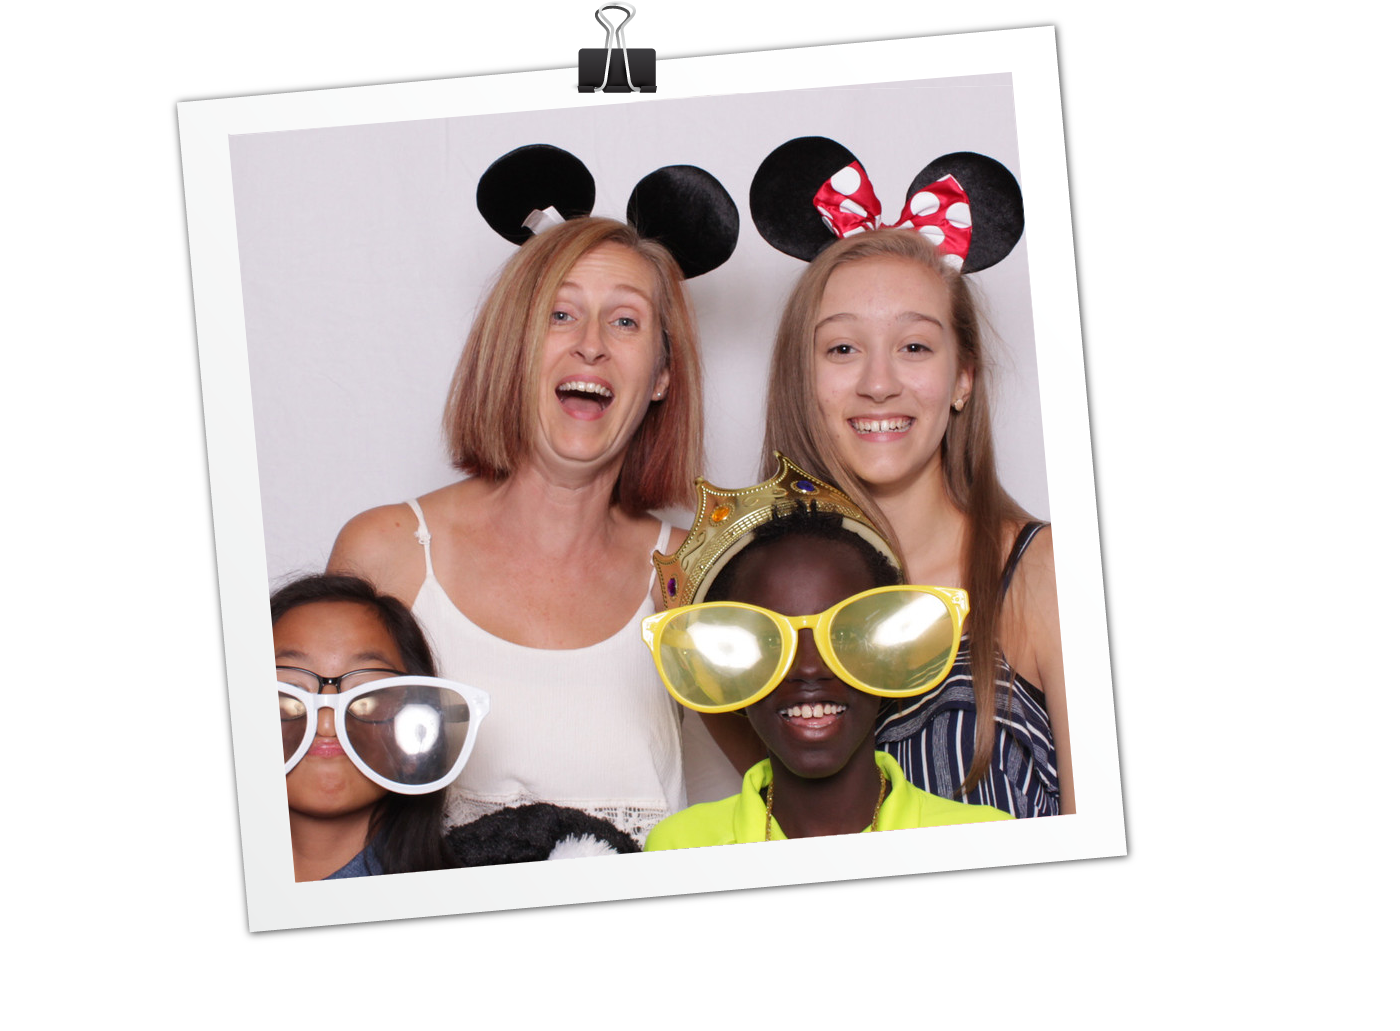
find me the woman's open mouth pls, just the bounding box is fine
[556,378,615,418]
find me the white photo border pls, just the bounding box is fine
[180,26,1124,933]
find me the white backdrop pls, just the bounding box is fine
[231,74,1048,584]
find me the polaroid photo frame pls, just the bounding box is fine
[180,25,1124,932]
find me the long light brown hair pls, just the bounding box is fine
[762,229,1030,794]
[442,217,703,515]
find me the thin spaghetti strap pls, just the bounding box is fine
[404,498,436,580]
[647,519,671,590]
[998,521,1048,599]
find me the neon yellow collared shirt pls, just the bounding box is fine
[644,751,1011,851]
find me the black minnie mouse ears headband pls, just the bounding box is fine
[749,136,1024,272]
[476,143,740,279]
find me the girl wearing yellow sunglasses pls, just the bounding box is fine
[644,459,1009,847]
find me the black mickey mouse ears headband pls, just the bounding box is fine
[749,136,1024,272]
[477,143,740,279]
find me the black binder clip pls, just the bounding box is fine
[574,1,655,94]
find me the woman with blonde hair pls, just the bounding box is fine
[329,211,715,843]
[738,140,1070,816]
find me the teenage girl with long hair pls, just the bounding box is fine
[732,229,1070,816]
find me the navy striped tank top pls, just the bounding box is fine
[876,522,1060,818]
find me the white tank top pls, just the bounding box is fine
[404,499,685,844]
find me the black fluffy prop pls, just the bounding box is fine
[476,144,738,278]
[446,803,642,867]
[749,136,1025,272]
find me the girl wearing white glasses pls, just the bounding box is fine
[272,574,485,880]
[274,573,645,875]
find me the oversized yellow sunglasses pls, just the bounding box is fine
[640,585,969,713]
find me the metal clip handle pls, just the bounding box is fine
[594,3,640,93]
[590,0,635,36]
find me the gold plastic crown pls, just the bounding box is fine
[653,452,902,608]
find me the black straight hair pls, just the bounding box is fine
[271,573,460,876]
[703,504,902,604]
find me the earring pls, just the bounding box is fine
[653,391,664,400]
[953,397,966,412]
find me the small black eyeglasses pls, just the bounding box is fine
[275,666,406,694]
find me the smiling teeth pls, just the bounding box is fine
[558,380,613,398]
[781,703,847,718]
[851,418,911,433]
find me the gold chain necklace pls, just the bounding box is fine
[764,764,889,841]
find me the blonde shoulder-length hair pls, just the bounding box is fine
[443,217,703,515]
[762,229,1030,795]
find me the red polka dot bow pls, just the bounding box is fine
[813,159,973,266]
[750,137,1024,270]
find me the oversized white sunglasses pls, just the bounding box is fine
[278,669,490,795]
